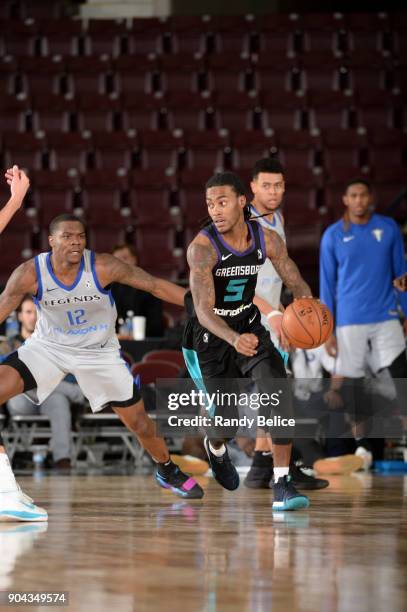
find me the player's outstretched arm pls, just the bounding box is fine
[263,229,312,298]
[1,166,30,234]
[187,235,258,357]
[95,253,186,306]
[0,260,37,325]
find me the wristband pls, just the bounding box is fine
[266,310,283,319]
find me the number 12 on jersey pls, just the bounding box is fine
[67,309,87,326]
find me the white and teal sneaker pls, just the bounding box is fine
[272,475,310,511]
[0,489,48,522]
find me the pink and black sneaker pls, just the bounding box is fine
[155,462,204,499]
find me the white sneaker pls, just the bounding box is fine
[0,490,48,522]
[355,446,373,471]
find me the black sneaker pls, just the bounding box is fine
[289,461,329,490]
[244,464,273,489]
[204,437,239,491]
[155,465,204,499]
[272,475,310,511]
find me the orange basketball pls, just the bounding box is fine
[281,298,333,349]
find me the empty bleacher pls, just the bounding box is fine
[0,5,406,290]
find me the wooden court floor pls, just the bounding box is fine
[1,473,406,612]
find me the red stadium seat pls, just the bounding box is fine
[3,132,46,171]
[163,16,210,54]
[165,91,214,131]
[130,168,176,190]
[77,93,122,132]
[46,132,93,172]
[19,57,65,96]
[131,361,180,385]
[214,91,260,132]
[39,19,84,56]
[257,31,291,54]
[130,188,174,227]
[322,128,368,148]
[232,141,278,172]
[93,131,137,170]
[66,56,111,95]
[87,228,126,253]
[139,129,184,171]
[0,230,32,282]
[32,94,76,132]
[85,19,128,56]
[369,147,405,183]
[322,148,366,183]
[122,93,164,130]
[142,350,184,368]
[178,188,207,227]
[186,129,230,169]
[160,64,202,94]
[127,27,162,55]
[36,189,75,227]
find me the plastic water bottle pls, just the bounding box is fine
[5,311,19,339]
[125,310,134,338]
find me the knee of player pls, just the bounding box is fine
[129,411,150,435]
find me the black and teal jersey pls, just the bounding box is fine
[186,220,266,323]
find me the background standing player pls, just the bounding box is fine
[184,171,315,510]
[245,158,328,491]
[320,178,407,466]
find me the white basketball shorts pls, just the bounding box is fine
[16,337,136,412]
[335,319,406,378]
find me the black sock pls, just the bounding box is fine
[157,458,176,477]
[252,450,273,468]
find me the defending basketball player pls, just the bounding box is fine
[0,166,30,234]
[0,176,203,522]
[184,171,316,510]
[245,158,329,492]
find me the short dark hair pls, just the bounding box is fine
[49,214,86,235]
[252,157,285,180]
[343,178,372,194]
[206,172,247,197]
[112,243,136,257]
[17,293,34,313]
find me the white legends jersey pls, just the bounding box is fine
[252,206,286,313]
[32,249,119,350]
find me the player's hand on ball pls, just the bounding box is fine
[4,165,30,205]
[233,333,258,357]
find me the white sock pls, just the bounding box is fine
[274,466,289,483]
[0,453,18,493]
[208,441,226,457]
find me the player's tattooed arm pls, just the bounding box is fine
[0,260,37,324]
[95,253,186,306]
[187,235,241,347]
[263,228,312,298]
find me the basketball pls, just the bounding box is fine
[281,298,333,349]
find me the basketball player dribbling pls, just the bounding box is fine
[183,171,315,510]
[245,158,328,491]
[0,172,204,522]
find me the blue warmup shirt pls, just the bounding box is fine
[319,214,407,326]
